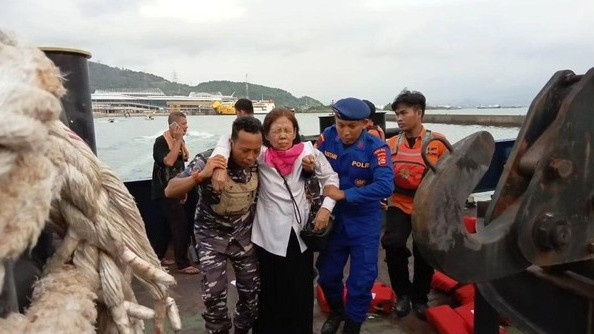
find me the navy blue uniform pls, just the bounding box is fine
[316,125,394,323]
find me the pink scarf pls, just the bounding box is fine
[264,143,305,177]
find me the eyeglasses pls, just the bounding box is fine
[269,127,295,135]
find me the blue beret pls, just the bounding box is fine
[332,98,370,121]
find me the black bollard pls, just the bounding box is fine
[372,112,387,132]
[41,47,96,154]
[319,114,335,134]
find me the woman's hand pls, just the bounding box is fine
[302,155,315,172]
[208,155,228,192]
[211,168,227,193]
[313,208,331,232]
[202,155,227,179]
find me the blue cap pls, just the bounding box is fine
[332,98,370,121]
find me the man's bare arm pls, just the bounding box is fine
[163,139,183,167]
[165,174,198,198]
[165,155,227,198]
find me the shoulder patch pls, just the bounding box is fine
[324,150,338,160]
[374,147,388,166]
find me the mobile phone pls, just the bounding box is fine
[169,122,180,131]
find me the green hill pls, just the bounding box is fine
[88,62,324,109]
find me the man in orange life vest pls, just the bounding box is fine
[382,90,448,319]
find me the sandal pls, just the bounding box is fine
[160,258,175,266]
[178,266,199,274]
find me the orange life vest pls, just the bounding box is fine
[366,124,386,141]
[389,130,432,196]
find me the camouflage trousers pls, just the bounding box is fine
[198,239,260,334]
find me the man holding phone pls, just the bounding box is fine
[151,111,198,274]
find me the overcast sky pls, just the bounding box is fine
[2,0,593,106]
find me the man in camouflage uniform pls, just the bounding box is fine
[165,117,263,334]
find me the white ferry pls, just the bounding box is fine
[252,99,275,114]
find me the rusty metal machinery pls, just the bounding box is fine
[413,68,594,334]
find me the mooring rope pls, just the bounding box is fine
[0,30,181,333]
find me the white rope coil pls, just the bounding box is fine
[0,30,181,333]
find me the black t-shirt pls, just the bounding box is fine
[406,136,416,148]
[151,135,185,199]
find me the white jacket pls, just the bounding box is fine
[213,138,339,256]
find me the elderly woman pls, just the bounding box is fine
[212,108,339,334]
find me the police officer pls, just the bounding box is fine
[315,98,395,334]
[165,117,263,334]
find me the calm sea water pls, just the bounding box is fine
[95,109,526,181]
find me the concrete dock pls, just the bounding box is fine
[385,113,525,127]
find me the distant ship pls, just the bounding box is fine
[212,99,276,115]
[477,104,501,109]
[211,101,235,115]
[252,99,275,114]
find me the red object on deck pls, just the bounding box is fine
[455,303,476,333]
[463,216,477,233]
[316,284,348,313]
[431,271,459,293]
[367,282,395,314]
[454,284,476,305]
[316,283,395,314]
[316,284,332,313]
[426,305,470,334]
[455,302,507,334]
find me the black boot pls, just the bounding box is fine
[321,306,344,334]
[395,295,411,317]
[412,302,428,320]
[342,318,362,334]
[234,327,249,334]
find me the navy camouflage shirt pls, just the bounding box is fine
[180,149,258,252]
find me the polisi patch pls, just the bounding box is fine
[352,161,370,168]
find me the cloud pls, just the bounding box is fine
[139,0,247,23]
[2,0,593,106]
